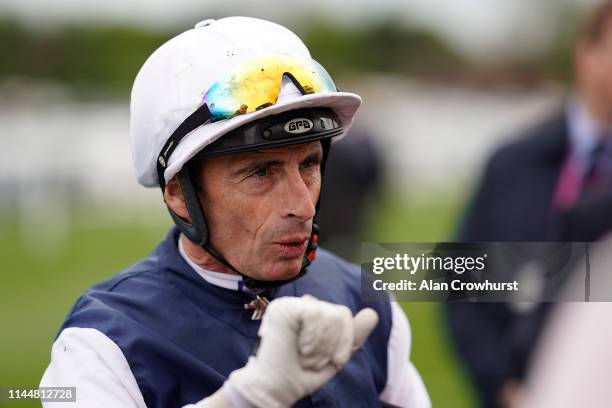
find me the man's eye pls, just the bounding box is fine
[301,159,320,169]
[252,168,269,178]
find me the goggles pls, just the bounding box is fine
[157,54,339,190]
[203,54,338,121]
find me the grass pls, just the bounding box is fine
[361,190,477,408]
[0,190,477,407]
[0,215,172,408]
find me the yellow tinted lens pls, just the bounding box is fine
[203,55,336,120]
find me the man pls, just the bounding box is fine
[446,2,612,407]
[40,17,430,407]
[317,130,382,260]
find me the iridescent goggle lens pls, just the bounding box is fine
[202,54,337,121]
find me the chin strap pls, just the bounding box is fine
[167,166,321,292]
[165,137,330,292]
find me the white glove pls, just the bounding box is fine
[210,295,379,408]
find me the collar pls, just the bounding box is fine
[177,233,254,293]
[155,227,264,336]
[566,97,612,175]
[155,227,257,303]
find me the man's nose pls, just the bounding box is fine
[282,170,317,222]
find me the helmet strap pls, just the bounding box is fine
[166,139,331,291]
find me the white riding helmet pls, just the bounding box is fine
[129,16,362,188]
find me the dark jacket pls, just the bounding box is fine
[58,228,392,408]
[446,113,568,408]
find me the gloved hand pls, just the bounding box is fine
[206,295,379,408]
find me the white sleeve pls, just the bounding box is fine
[40,327,229,408]
[41,327,148,408]
[379,302,431,408]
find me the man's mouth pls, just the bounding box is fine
[273,236,310,258]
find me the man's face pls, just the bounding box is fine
[578,20,612,123]
[197,141,323,281]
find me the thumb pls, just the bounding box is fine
[352,308,379,351]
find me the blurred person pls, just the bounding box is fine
[316,130,382,260]
[446,2,612,407]
[517,237,612,408]
[39,17,430,408]
[515,303,612,408]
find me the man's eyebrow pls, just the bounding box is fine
[230,159,285,177]
[303,150,323,162]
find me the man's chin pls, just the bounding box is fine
[256,258,304,282]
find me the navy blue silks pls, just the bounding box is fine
[59,228,391,408]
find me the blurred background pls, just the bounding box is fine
[0,0,605,406]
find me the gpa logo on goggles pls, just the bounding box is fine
[284,118,314,134]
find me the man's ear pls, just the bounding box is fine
[163,176,191,221]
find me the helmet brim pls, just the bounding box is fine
[161,92,361,186]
